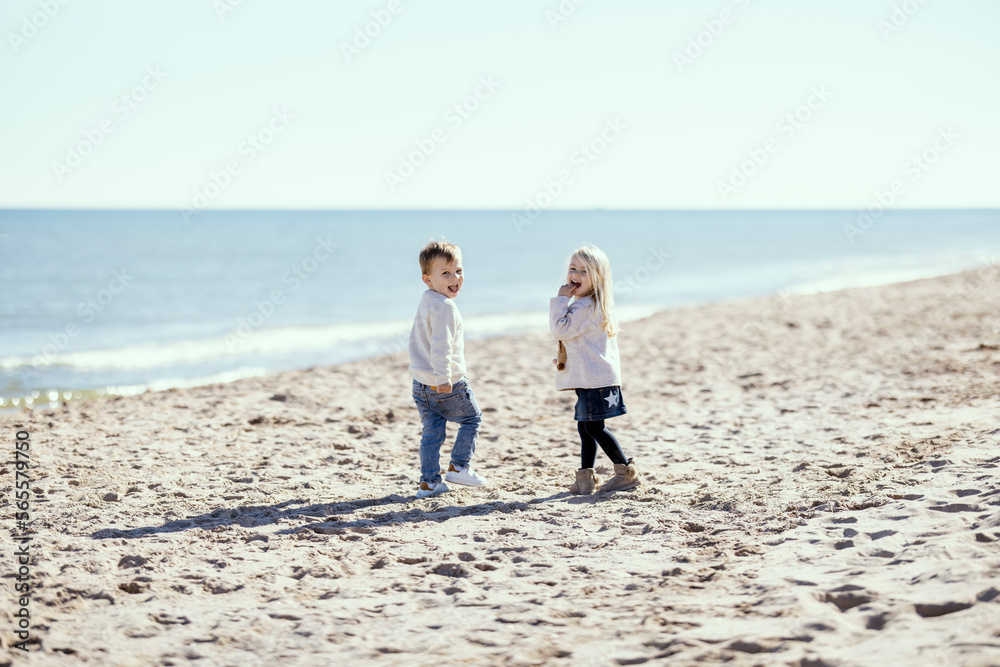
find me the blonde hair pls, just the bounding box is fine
[418,240,461,275]
[568,245,620,337]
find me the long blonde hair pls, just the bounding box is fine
[568,245,620,337]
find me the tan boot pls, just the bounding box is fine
[599,458,641,493]
[569,468,600,495]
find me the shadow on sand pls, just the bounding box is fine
[90,490,599,540]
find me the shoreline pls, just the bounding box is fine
[4,261,997,414]
[2,268,999,665]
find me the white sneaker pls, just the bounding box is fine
[445,464,487,487]
[416,481,449,499]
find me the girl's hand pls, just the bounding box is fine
[558,283,577,298]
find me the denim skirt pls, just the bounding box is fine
[574,386,627,422]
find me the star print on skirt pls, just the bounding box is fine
[573,385,627,422]
[604,389,620,408]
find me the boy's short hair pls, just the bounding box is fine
[419,240,462,275]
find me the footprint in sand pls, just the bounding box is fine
[928,503,983,513]
[430,562,470,578]
[914,601,973,618]
[822,585,875,612]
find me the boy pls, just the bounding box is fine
[408,240,487,499]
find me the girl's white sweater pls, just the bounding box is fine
[549,294,622,391]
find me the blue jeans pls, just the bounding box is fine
[412,378,482,485]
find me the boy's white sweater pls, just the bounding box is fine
[409,290,467,386]
[550,294,621,391]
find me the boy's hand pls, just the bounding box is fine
[558,283,577,298]
[436,383,452,394]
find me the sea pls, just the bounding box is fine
[1,209,999,410]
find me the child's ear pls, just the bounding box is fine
[422,274,432,287]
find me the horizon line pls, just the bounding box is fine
[1,207,998,214]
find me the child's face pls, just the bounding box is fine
[423,256,464,299]
[566,255,593,297]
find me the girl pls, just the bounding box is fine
[550,245,641,495]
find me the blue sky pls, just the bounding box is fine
[1,0,998,209]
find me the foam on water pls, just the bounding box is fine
[787,257,994,295]
[0,303,683,377]
[0,366,271,411]
[2,209,998,406]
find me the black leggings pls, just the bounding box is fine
[578,420,628,469]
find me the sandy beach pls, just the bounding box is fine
[2,268,999,667]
